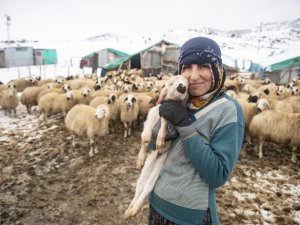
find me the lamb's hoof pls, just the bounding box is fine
[124,208,135,220]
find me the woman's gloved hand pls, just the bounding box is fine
[159,99,196,138]
[159,99,193,127]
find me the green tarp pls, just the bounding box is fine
[42,49,57,64]
[271,56,300,71]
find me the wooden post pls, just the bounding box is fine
[92,52,99,74]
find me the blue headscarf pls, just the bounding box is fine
[178,37,226,110]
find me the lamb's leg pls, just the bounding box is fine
[125,151,168,219]
[291,146,297,163]
[156,117,168,150]
[89,139,94,157]
[125,150,158,219]
[136,127,153,170]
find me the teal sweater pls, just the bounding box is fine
[149,93,244,225]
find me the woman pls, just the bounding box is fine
[149,37,245,225]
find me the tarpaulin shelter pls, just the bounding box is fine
[260,51,300,84]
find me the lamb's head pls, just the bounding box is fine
[123,94,136,107]
[108,93,117,104]
[95,104,109,120]
[161,75,189,101]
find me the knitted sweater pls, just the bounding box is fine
[149,93,244,225]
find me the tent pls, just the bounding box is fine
[260,51,300,84]
[100,40,180,76]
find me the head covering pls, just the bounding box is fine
[178,37,226,110]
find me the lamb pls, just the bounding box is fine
[118,93,139,138]
[124,75,189,219]
[249,110,300,163]
[38,91,75,121]
[65,104,110,157]
[72,87,92,105]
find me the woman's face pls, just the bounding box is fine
[181,64,213,96]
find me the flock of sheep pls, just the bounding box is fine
[224,74,300,163]
[0,69,299,163]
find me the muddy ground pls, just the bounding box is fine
[0,105,299,225]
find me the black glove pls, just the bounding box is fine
[159,99,193,127]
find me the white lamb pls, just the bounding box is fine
[124,75,189,219]
[65,104,110,157]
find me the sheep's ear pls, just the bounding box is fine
[132,97,136,103]
[107,99,111,104]
[124,97,127,103]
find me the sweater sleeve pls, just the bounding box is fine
[182,120,244,187]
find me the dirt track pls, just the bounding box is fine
[0,106,299,225]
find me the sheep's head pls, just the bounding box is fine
[95,105,109,120]
[263,78,271,85]
[286,81,295,89]
[108,93,117,104]
[66,91,74,101]
[7,82,16,89]
[256,98,270,112]
[81,87,91,98]
[62,84,71,92]
[292,86,299,96]
[123,94,136,107]
[243,84,252,93]
[161,75,189,102]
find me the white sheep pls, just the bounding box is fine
[21,86,44,113]
[249,110,300,163]
[38,91,75,121]
[65,104,110,157]
[124,75,189,219]
[0,87,19,117]
[119,93,140,138]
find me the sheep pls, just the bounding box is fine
[20,86,44,113]
[72,87,92,105]
[37,84,71,102]
[118,94,140,138]
[7,79,36,92]
[65,104,110,157]
[249,110,300,163]
[124,75,189,219]
[38,91,75,121]
[291,86,299,96]
[0,87,19,117]
[239,100,260,144]
[256,96,300,113]
[89,93,120,123]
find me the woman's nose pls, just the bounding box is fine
[190,65,200,79]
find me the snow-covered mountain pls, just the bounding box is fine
[0,18,299,83]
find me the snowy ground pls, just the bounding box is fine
[0,99,299,225]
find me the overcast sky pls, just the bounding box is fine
[0,0,299,41]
